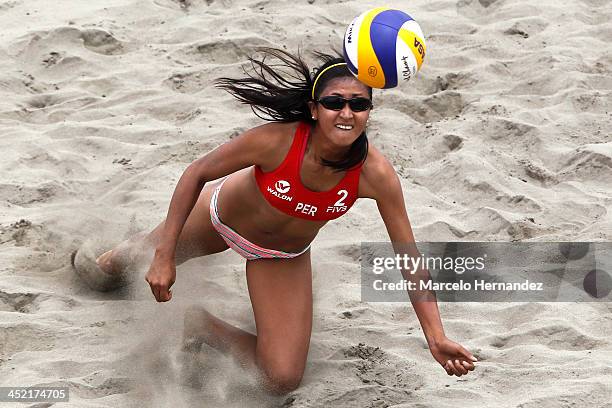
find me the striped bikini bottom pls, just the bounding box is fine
[209,178,310,260]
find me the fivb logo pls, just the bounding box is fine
[326,189,348,213]
[268,180,292,202]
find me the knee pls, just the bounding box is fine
[259,362,304,395]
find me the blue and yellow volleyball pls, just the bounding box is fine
[343,7,426,89]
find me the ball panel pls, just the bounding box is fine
[357,7,389,88]
[397,28,425,70]
[343,46,358,76]
[371,9,413,31]
[343,12,368,75]
[396,37,418,83]
[370,22,400,88]
[401,20,425,44]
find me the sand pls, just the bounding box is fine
[1,0,611,406]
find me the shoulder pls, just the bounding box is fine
[189,121,304,180]
[362,144,396,179]
[359,144,400,199]
[240,121,298,151]
[230,121,298,159]
[247,121,301,171]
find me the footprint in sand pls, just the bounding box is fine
[0,290,40,313]
[66,377,134,399]
[518,159,558,185]
[477,0,501,7]
[396,91,467,123]
[42,51,63,67]
[80,28,126,55]
[457,0,505,19]
[0,218,47,247]
[425,72,479,95]
[174,37,268,65]
[489,324,603,351]
[457,0,503,10]
[0,1,19,11]
[443,134,464,151]
[559,146,612,179]
[323,343,423,404]
[25,94,63,109]
[153,0,215,11]
[163,72,206,94]
[14,27,127,58]
[0,322,60,356]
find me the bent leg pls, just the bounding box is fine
[183,250,313,395]
[97,180,229,276]
[248,253,313,394]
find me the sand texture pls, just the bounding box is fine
[1,0,611,407]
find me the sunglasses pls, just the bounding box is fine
[317,96,373,112]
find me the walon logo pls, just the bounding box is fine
[268,180,293,202]
[275,180,291,194]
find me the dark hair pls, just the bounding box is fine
[215,47,371,172]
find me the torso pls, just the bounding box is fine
[214,122,382,253]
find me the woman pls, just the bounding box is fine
[91,48,477,394]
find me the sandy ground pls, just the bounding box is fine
[1,0,611,406]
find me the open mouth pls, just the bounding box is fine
[335,124,354,131]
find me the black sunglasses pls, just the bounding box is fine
[317,96,373,112]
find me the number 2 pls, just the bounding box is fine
[335,190,348,207]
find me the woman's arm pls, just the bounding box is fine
[155,123,284,257]
[146,122,287,301]
[361,149,477,376]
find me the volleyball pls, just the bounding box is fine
[343,7,426,89]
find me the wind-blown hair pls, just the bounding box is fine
[215,47,371,172]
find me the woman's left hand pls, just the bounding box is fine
[428,336,477,376]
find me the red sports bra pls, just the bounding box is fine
[254,122,362,221]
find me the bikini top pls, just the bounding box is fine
[254,122,362,221]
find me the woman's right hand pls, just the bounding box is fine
[145,251,176,302]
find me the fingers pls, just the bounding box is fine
[445,359,472,376]
[440,341,478,377]
[451,359,467,375]
[145,277,173,302]
[461,360,475,371]
[153,285,172,302]
[150,284,158,300]
[459,346,478,363]
[163,289,173,302]
[453,359,468,375]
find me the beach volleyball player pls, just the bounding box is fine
[82,9,477,395]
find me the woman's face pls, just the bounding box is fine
[309,77,372,148]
